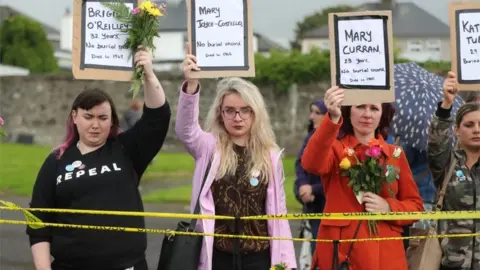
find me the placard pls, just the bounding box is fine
[186,0,255,78]
[449,2,480,91]
[329,11,394,105]
[72,0,140,81]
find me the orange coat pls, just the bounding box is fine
[301,114,424,270]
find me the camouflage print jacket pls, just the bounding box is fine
[427,103,480,270]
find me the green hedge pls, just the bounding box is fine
[249,49,452,94]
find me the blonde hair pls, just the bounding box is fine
[204,77,279,181]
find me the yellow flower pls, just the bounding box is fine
[139,0,152,10]
[339,157,352,170]
[147,7,160,16]
[140,1,165,17]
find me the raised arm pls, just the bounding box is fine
[428,71,458,187]
[175,81,214,159]
[427,107,454,187]
[302,114,343,176]
[27,152,57,270]
[118,48,171,180]
[175,45,215,159]
[302,87,344,176]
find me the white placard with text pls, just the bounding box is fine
[457,12,480,82]
[193,0,246,68]
[83,1,133,68]
[337,18,387,87]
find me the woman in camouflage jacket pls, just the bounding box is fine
[427,71,480,270]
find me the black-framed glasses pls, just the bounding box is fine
[222,107,253,120]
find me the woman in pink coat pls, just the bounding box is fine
[175,45,297,270]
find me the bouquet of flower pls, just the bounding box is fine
[102,0,167,98]
[339,139,401,236]
[0,117,6,137]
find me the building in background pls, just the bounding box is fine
[301,0,451,62]
[0,0,284,72]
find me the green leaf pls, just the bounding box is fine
[101,1,133,24]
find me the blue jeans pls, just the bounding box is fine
[310,219,320,254]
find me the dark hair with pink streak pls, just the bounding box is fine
[55,88,120,159]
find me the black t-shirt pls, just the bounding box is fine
[26,101,171,269]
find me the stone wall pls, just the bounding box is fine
[0,74,328,156]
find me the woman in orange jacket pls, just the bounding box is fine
[301,86,424,270]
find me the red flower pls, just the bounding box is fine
[355,149,367,162]
[366,146,382,159]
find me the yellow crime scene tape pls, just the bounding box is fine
[4,198,480,221]
[3,199,480,243]
[3,218,480,244]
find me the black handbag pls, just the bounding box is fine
[311,221,362,270]
[157,159,213,270]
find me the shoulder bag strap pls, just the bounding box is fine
[435,153,457,211]
[188,158,213,231]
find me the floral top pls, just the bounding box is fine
[210,144,270,253]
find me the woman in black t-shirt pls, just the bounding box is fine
[26,49,171,270]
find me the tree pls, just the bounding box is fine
[0,15,59,73]
[291,5,357,50]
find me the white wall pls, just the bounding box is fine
[153,32,185,61]
[301,38,330,54]
[60,12,73,51]
[253,35,258,52]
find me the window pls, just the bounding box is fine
[407,40,423,52]
[426,39,441,52]
[318,40,330,50]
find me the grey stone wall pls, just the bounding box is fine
[0,74,328,156]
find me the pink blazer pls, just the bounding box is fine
[175,82,297,270]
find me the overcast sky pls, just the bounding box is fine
[1,0,476,46]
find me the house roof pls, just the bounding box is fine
[304,2,450,38]
[0,5,60,38]
[254,33,286,52]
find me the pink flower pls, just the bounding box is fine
[131,7,140,14]
[0,117,4,126]
[365,146,382,159]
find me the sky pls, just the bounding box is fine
[0,0,476,46]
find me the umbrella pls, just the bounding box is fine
[391,62,464,151]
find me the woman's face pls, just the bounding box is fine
[309,105,325,129]
[221,93,253,140]
[350,104,382,138]
[72,101,112,147]
[455,110,480,149]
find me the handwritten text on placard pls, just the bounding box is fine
[84,2,133,68]
[458,12,480,81]
[337,19,387,87]
[194,0,245,67]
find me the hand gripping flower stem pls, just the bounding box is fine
[102,1,167,98]
[339,141,399,236]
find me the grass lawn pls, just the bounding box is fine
[0,143,303,211]
[0,143,195,196]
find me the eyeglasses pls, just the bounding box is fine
[222,107,253,120]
